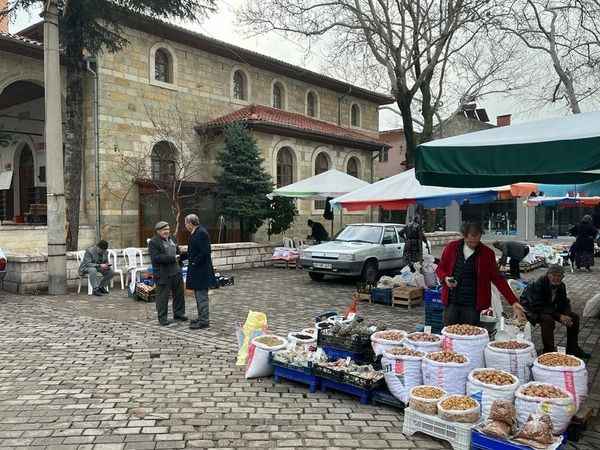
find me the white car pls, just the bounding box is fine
[0,247,6,283]
[299,223,427,282]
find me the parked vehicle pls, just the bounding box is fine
[299,223,427,282]
[0,247,6,283]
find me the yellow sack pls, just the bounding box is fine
[236,310,268,366]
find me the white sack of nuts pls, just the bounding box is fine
[441,324,489,372]
[245,335,288,379]
[370,330,407,356]
[408,385,447,415]
[404,332,442,354]
[532,352,588,410]
[437,395,481,423]
[466,368,519,421]
[515,382,576,434]
[484,340,537,384]
[381,347,424,403]
[422,351,471,395]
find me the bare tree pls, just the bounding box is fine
[493,0,600,114]
[238,0,493,165]
[107,102,210,244]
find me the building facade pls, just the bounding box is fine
[0,14,393,252]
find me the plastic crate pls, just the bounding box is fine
[470,430,567,450]
[314,363,346,382]
[402,407,474,450]
[273,365,320,393]
[320,378,376,405]
[371,288,393,305]
[424,287,443,305]
[317,331,372,353]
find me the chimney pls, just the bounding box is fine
[0,0,8,33]
[497,114,512,127]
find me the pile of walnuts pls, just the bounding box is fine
[440,395,479,411]
[412,386,445,399]
[374,330,407,341]
[473,369,517,386]
[426,351,467,364]
[491,340,531,350]
[521,384,569,398]
[538,353,581,367]
[386,346,424,357]
[445,324,486,336]
[407,332,440,342]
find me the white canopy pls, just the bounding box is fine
[0,171,13,191]
[268,169,369,200]
[330,169,498,211]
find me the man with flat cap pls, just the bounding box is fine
[148,221,187,326]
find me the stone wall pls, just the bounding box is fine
[0,225,96,254]
[2,242,278,294]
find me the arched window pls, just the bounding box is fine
[272,82,284,109]
[154,49,171,83]
[347,157,359,178]
[306,91,318,117]
[276,147,295,188]
[151,141,177,182]
[314,152,330,209]
[351,103,361,127]
[233,70,247,100]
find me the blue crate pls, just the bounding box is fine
[470,430,567,450]
[371,288,393,306]
[273,365,320,393]
[322,345,373,364]
[320,378,375,405]
[424,287,443,305]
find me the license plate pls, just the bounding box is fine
[314,263,332,269]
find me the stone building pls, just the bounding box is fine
[0,13,393,252]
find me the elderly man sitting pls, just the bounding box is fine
[79,240,113,297]
[521,264,590,359]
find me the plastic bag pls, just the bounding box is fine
[489,399,517,426]
[484,340,537,384]
[245,335,288,379]
[422,353,471,395]
[441,326,489,372]
[381,350,423,403]
[481,420,512,439]
[513,413,555,448]
[514,382,576,434]
[466,369,519,420]
[412,273,426,289]
[495,316,533,343]
[531,352,588,410]
[236,310,268,366]
[583,293,600,318]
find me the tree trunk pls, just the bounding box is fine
[64,58,84,250]
[419,77,435,145]
[396,95,416,169]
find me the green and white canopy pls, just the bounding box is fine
[267,169,369,200]
[416,111,600,187]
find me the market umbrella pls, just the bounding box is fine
[267,169,369,200]
[526,196,600,207]
[415,111,600,187]
[330,169,498,212]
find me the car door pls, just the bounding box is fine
[381,226,401,270]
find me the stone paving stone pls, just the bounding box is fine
[0,261,599,449]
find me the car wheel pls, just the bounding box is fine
[309,272,325,281]
[362,260,379,283]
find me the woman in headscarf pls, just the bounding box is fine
[569,215,597,271]
[399,215,430,266]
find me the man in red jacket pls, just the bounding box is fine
[436,222,527,326]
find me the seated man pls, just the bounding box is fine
[521,264,589,358]
[79,240,114,297]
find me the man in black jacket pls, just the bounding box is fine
[184,214,217,330]
[148,221,187,326]
[307,219,329,243]
[493,241,529,279]
[521,265,589,358]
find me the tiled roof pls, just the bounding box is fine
[0,30,42,47]
[199,104,389,150]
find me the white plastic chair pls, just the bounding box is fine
[107,249,125,290]
[123,247,145,293]
[75,250,93,295]
[294,238,307,249]
[283,238,295,249]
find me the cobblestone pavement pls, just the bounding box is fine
[0,259,599,449]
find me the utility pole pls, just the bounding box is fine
[43,0,67,294]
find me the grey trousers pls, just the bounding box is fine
[194,289,210,325]
[86,267,114,290]
[155,274,186,323]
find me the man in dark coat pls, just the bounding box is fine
[79,240,113,296]
[307,219,329,243]
[521,265,589,358]
[493,240,530,279]
[184,214,217,330]
[148,221,187,326]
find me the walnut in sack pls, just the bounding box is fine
[514,413,555,447]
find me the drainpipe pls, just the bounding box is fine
[369,149,381,222]
[85,57,101,242]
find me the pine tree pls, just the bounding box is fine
[268,197,298,238]
[216,123,273,240]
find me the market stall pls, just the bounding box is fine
[415,110,600,187]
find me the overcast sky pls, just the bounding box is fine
[10,0,575,130]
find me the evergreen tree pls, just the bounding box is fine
[216,123,273,240]
[268,197,297,238]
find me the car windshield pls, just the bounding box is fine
[335,226,382,244]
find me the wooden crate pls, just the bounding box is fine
[392,287,423,309]
[272,259,298,269]
[355,292,371,302]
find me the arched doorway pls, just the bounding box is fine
[18,145,34,219]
